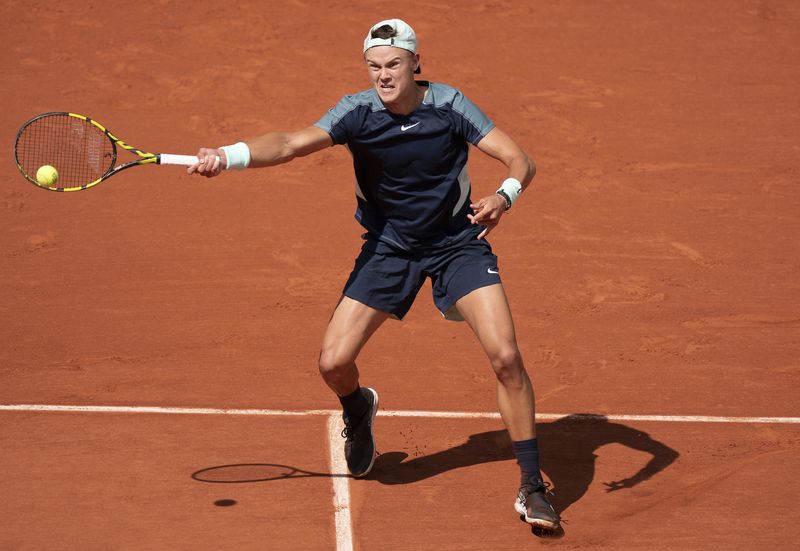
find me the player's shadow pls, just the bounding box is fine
[370,414,679,516]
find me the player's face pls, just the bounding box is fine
[365,46,420,106]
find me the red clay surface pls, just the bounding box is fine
[0,412,333,549]
[2,0,799,549]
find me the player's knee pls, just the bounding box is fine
[490,347,521,371]
[318,348,352,380]
[490,347,525,386]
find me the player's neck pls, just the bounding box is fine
[385,82,427,116]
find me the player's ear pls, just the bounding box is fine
[413,53,421,74]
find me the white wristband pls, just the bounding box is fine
[219,142,251,170]
[496,177,522,207]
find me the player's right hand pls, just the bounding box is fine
[603,479,634,492]
[188,148,227,177]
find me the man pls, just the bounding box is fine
[188,19,559,531]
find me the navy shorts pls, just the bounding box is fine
[343,237,502,321]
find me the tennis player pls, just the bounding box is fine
[188,19,559,530]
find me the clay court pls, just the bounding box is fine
[2,0,799,549]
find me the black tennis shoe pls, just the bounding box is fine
[341,387,379,477]
[514,476,560,530]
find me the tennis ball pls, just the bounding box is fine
[36,165,59,186]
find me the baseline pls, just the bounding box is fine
[1,404,799,424]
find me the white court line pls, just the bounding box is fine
[0,404,799,424]
[0,404,338,416]
[326,415,353,551]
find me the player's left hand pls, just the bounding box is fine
[468,194,507,239]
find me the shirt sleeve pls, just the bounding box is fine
[314,94,363,145]
[450,90,495,145]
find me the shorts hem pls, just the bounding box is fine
[436,280,502,322]
[343,291,407,321]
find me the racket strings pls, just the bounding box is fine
[16,114,115,188]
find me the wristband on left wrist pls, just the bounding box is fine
[496,190,512,210]
[496,177,522,209]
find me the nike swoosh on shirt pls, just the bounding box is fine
[487,268,499,274]
[401,122,420,131]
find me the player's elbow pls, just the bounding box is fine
[523,153,536,182]
[515,152,535,186]
[277,133,301,163]
[281,143,299,163]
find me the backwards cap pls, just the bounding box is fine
[363,19,417,54]
[363,19,420,73]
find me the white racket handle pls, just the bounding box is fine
[159,154,200,166]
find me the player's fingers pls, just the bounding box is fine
[478,212,502,238]
[478,222,497,239]
[469,213,489,225]
[471,199,489,214]
[200,156,215,175]
[202,160,217,178]
[195,155,206,173]
[603,481,622,492]
[193,148,219,174]
[472,208,493,224]
[188,150,206,175]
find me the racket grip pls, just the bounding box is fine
[159,153,200,166]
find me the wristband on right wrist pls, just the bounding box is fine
[219,141,251,170]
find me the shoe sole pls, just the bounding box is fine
[514,500,560,530]
[351,387,379,478]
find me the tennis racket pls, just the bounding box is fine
[14,111,199,192]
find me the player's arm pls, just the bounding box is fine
[476,127,536,189]
[188,126,333,177]
[468,127,536,238]
[248,127,333,167]
[603,426,679,492]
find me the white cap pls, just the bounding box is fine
[363,19,417,54]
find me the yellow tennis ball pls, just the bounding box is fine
[36,165,59,186]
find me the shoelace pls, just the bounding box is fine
[521,480,555,497]
[341,414,363,439]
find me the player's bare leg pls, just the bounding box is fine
[456,283,560,530]
[455,284,534,440]
[318,296,389,396]
[319,296,389,477]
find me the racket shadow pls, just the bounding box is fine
[191,463,343,484]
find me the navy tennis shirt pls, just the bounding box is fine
[314,81,495,252]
